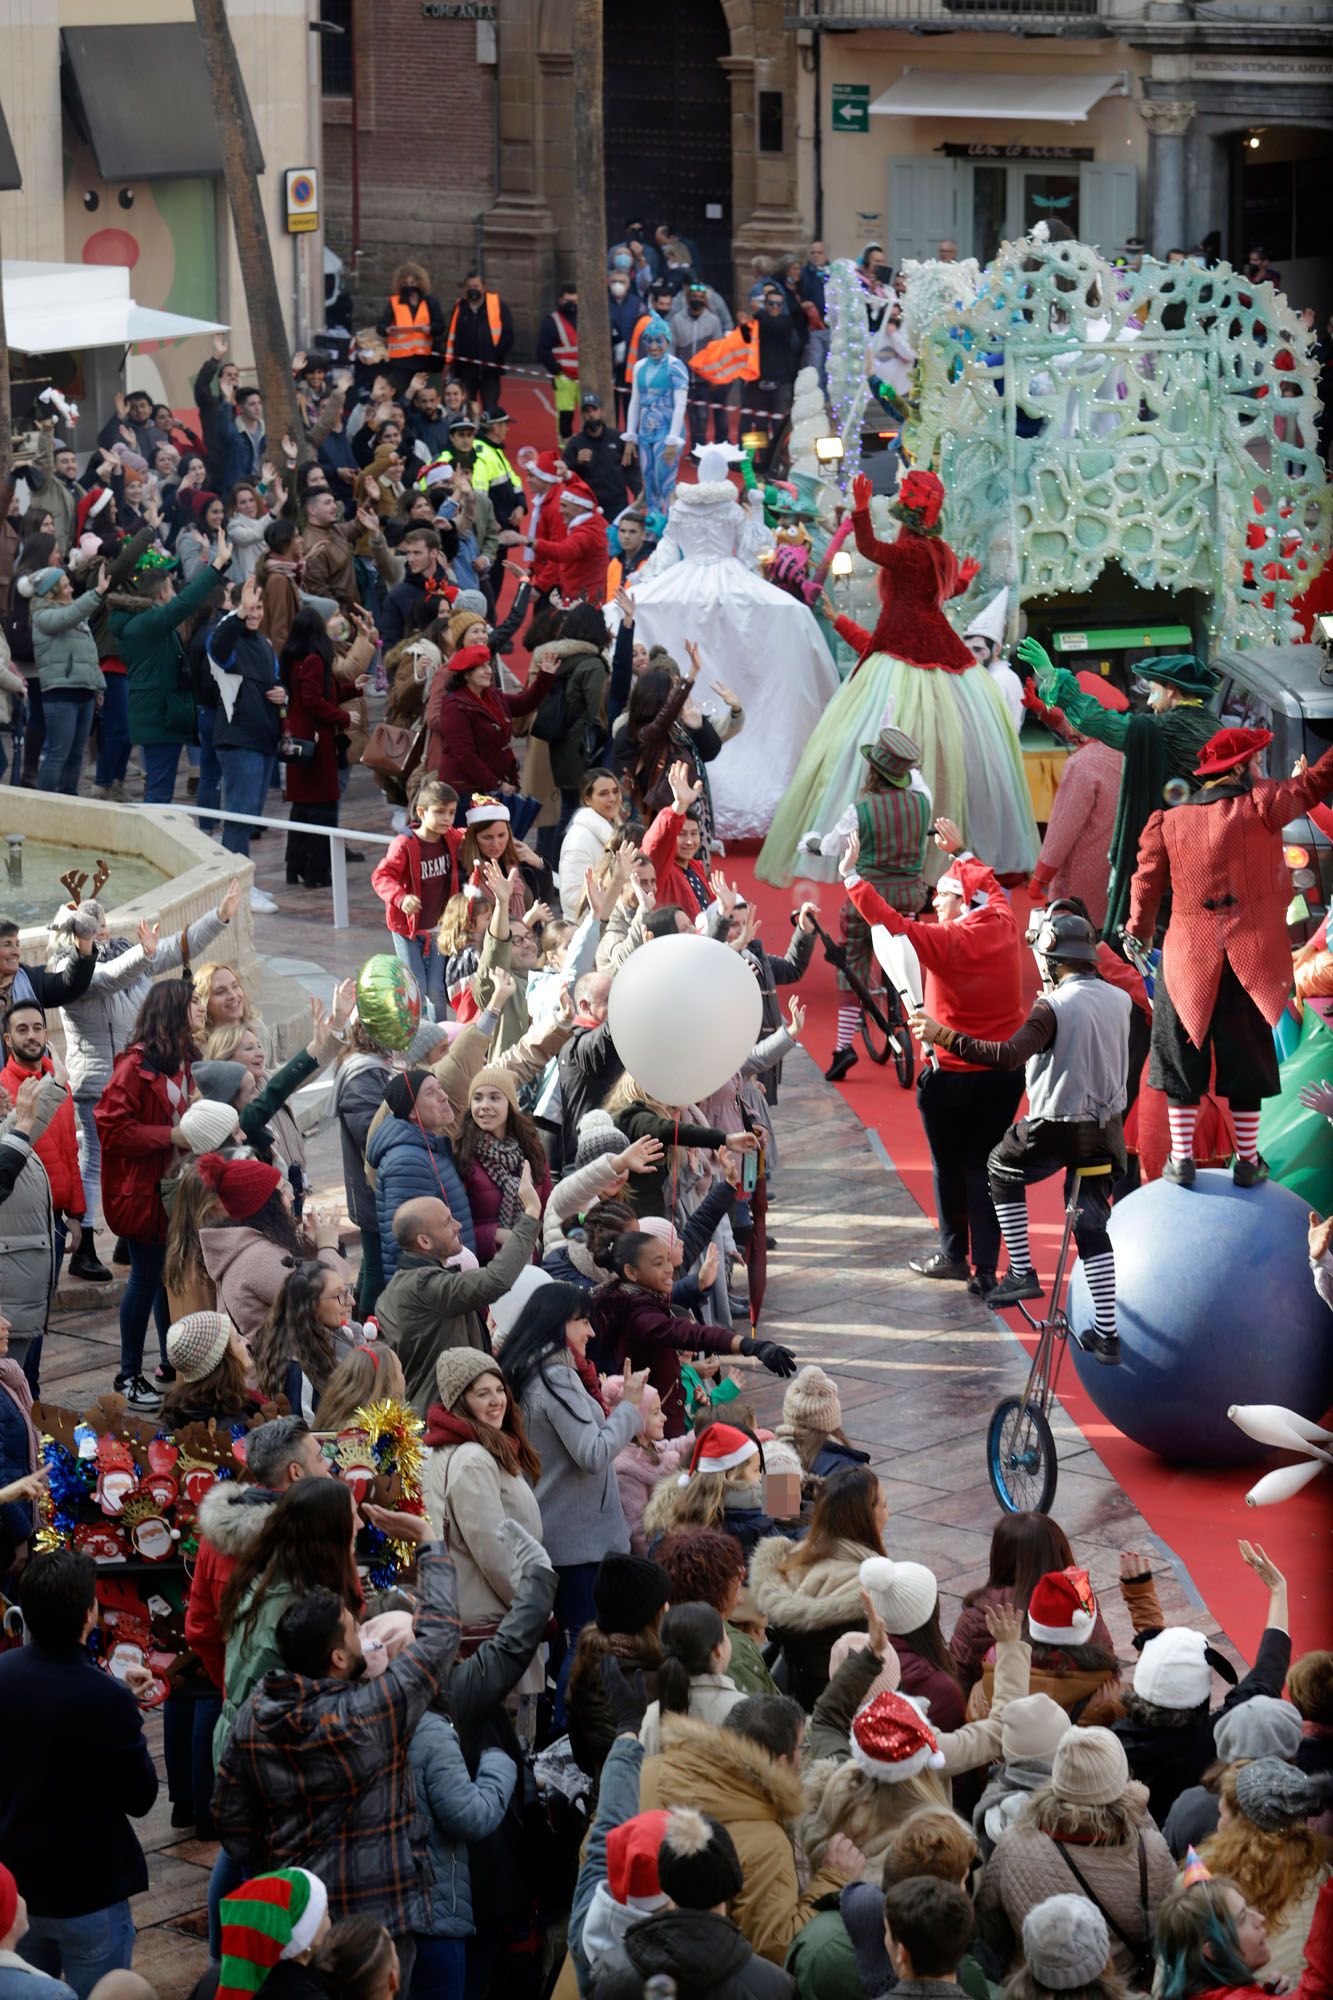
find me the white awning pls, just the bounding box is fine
[2,260,226,355]
[870,69,1122,122]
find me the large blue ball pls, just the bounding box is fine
[1067,1170,1333,1466]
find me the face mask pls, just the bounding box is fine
[687,300,705,316]
[873,265,892,284]
[610,281,628,298]
[466,288,482,302]
[614,254,632,272]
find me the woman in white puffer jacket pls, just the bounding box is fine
[46,877,240,1272]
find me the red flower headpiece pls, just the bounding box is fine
[896,469,945,530]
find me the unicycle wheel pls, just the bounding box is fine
[987,1397,1057,1515]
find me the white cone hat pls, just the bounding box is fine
[965,586,1009,647]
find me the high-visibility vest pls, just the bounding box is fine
[446,292,504,365]
[549,311,579,380]
[625,315,651,373]
[386,295,433,361]
[688,327,760,386]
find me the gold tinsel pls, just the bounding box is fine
[351,1397,426,1569]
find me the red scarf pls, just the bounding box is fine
[456,681,508,730]
[571,1346,608,1413]
[423,1403,483,1449]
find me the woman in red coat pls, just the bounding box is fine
[453,1064,551,1263]
[280,606,360,889]
[425,642,555,805]
[95,980,196,1409]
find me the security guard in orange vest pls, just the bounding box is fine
[376,261,446,390]
[536,284,580,441]
[445,271,514,412]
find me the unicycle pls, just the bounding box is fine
[986,1163,1110,1514]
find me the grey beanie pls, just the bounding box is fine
[1021,1895,1110,1990]
[1233,1756,1331,1831]
[192,1059,249,1106]
[1213,1695,1304,1766]
[573,1108,630,1174]
[453,590,488,617]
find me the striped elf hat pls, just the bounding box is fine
[219,1870,329,2000]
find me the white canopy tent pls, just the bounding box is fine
[2,260,226,355]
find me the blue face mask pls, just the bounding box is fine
[613,253,632,272]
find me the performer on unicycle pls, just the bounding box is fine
[907,907,1132,1366]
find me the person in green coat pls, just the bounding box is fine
[1018,641,1219,947]
[29,562,109,793]
[109,530,231,803]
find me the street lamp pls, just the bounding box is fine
[830,549,853,580]
[815,434,845,467]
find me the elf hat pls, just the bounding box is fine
[446,644,492,678]
[964,586,1009,649]
[560,475,597,513]
[218,1869,329,2000]
[859,726,920,789]
[76,486,113,539]
[465,795,510,826]
[606,1809,670,1908]
[1027,1567,1098,1646]
[678,1421,760,1487]
[1194,725,1273,777]
[850,1689,945,1783]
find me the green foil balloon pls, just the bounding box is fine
[356,953,421,1052]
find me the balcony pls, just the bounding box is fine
[786,0,1107,29]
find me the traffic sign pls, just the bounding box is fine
[285,168,319,235]
[832,83,870,135]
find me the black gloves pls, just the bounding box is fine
[739,1336,798,1378]
[600,1653,649,1736]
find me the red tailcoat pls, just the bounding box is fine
[1127,744,1333,1047]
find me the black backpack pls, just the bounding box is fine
[529,665,569,744]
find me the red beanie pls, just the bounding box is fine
[606,1810,669,1907]
[0,1862,17,1943]
[447,644,492,678]
[196,1151,283,1222]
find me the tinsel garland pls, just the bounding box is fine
[352,1398,426,1590]
[36,1436,94,1551]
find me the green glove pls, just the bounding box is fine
[739,452,758,495]
[1016,635,1058,695]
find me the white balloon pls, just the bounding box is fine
[1227,1403,1333,1452]
[1244,1459,1327,1507]
[607,932,763,1109]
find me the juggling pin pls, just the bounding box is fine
[1227,1404,1333,1454]
[1245,1459,1327,1507]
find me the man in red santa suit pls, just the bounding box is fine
[1126,724,1333,1187]
[533,475,609,606]
[839,814,1025,1298]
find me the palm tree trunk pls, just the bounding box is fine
[572,0,612,412]
[192,0,308,461]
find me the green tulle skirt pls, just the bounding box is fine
[1259,1004,1333,1213]
[756,650,1039,887]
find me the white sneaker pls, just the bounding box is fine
[249,885,278,914]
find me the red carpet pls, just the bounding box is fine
[726,845,1332,1656]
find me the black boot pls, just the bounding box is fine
[825,1047,859,1083]
[68,1231,113,1283]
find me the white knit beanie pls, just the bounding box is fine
[859,1555,938,1635]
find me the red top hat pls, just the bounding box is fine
[1195,725,1273,777]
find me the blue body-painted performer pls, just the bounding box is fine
[623,316,689,515]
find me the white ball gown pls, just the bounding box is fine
[631,477,841,839]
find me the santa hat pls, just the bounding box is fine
[560,475,597,513]
[606,1810,670,1910]
[465,795,510,827]
[1027,1567,1098,1647]
[529,450,564,487]
[76,487,113,540]
[677,1421,760,1487]
[849,1689,946,1784]
[964,586,1008,649]
[218,1870,328,2000]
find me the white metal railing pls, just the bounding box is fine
[143,803,392,930]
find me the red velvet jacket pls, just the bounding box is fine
[850,504,975,671]
[425,672,547,792]
[283,651,352,807]
[1128,743,1333,1047]
[0,1055,84,1215]
[534,509,609,606]
[94,1045,190,1244]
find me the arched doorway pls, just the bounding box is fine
[1224,122,1332,310]
[603,0,732,283]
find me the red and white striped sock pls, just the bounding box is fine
[1166,1105,1197,1161]
[835,1006,859,1051]
[1231,1109,1261,1163]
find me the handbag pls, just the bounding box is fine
[360,720,424,781]
[276,732,317,763]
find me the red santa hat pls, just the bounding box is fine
[606,1810,670,1909]
[677,1422,760,1488]
[1027,1567,1098,1646]
[560,475,597,513]
[529,450,565,487]
[76,487,113,539]
[850,1690,946,1784]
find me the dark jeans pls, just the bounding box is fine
[119,1237,170,1376]
[411,1936,465,2000]
[688,383,731,447]
[142,741,184,804]
[287,798,338,887]
[197,704,222,831]
[917,1064,1026,1270]
[162,1689,222,1818]
[356,1228,385,1319]
[20,680,44,783]
[94,673,131,787]
[38,693,95,793]
[21,1904,135,1999]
